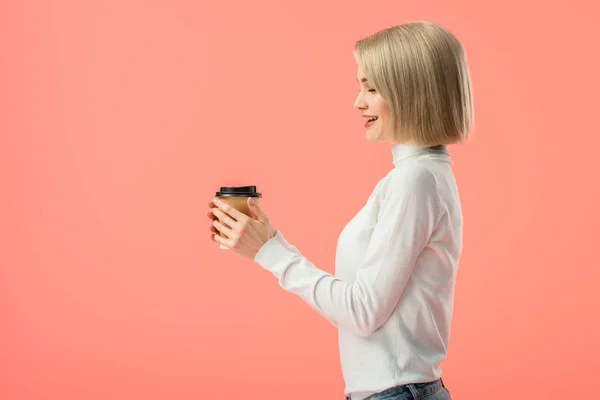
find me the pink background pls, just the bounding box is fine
[2,1,599,398]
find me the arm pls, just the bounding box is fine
[254,167,442,336]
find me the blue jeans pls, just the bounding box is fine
[346,379,450,400]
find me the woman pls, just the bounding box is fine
[208,21,473,400]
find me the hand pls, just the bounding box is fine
[207,197,277,259]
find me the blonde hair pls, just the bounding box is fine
[354,21,474,145]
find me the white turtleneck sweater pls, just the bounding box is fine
[254,144,463,400]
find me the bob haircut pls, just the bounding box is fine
[354,21,474,145]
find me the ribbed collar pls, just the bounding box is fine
[391,143,449,165]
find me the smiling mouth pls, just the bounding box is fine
[365,117,378,127]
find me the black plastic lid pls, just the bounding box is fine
[215,185,262,198]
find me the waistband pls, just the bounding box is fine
[347,378,445,400]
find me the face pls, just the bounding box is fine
[354,65,392,144]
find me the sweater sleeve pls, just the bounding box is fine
[254,166,441,336]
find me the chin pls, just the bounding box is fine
[366,132,386,144]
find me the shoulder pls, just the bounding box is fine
[386,161,439,194]
[380,161,442,220]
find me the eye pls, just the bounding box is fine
[368,89,377,93]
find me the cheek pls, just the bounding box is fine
[374,106,388,125]
[380,104,391,119]
[375,100,391,138]
[374,97,390,118]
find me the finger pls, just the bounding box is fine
[208,201,217,215]
[209,225,218,234]
[247,197,268,224]
[213,198,248,224]
[212,219,234,238]
[212,207,239,229]
[207,210,217,220]
[213,232,233,248]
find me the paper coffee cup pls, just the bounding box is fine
[214,185,262,250]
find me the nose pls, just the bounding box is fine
[354,91,367,110]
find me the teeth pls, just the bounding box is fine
[368,117,378,122]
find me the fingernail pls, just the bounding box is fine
[212,198,218,204]
[249,198,255,205]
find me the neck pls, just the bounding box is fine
[391,142,449,165]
